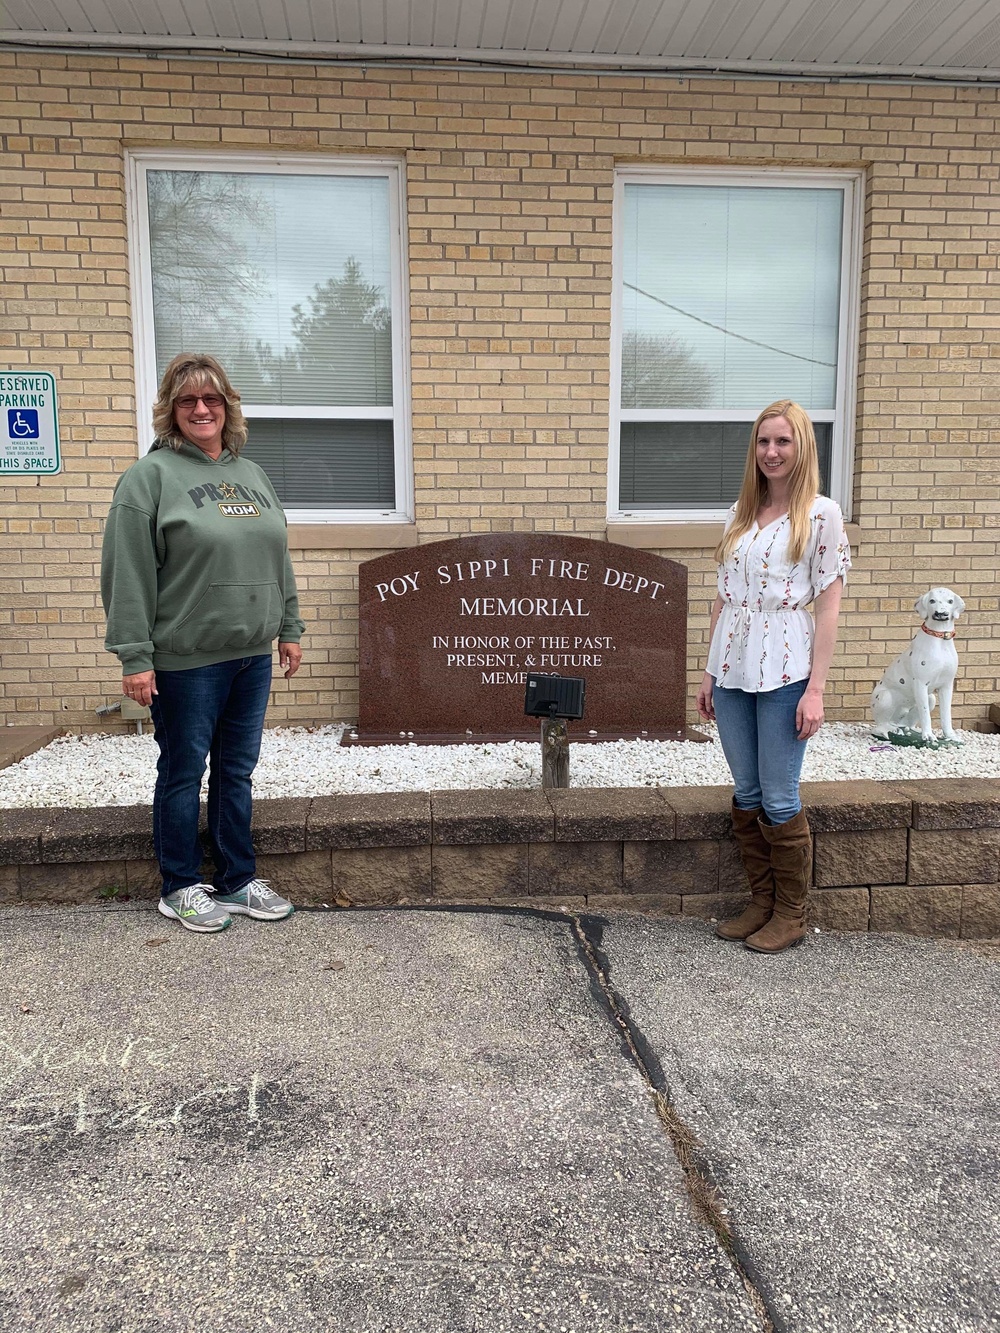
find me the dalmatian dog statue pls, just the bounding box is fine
[871,587,965,744]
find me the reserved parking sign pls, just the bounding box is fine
[0,371,60,475]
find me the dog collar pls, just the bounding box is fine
[921,624,956,640]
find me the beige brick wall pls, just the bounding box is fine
[1,52,998,732]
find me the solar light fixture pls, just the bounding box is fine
[524,672,585,721]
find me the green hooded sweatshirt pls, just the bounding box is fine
[101,441,305,675]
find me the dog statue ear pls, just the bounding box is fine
[953,593,966,618]
[914,592,930,616]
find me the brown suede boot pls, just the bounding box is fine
[745,809,812,954]
[715,802,775,941]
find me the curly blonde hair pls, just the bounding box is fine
[714,400,822,568]
[151,352,248,456]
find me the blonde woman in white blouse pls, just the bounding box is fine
[696,401,851,954]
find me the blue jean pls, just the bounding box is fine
[150,654,272,896]
[711,678,809,825]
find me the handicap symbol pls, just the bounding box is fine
[8,410,39,439]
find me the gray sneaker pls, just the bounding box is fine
[215,878,294,921]
[158,883,232,933]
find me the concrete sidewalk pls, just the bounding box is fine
[0,905,996,1333]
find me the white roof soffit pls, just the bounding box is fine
[4,0,1000,86]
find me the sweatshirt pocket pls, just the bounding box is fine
[168,582,283,657]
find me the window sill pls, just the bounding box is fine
[287,523,419,550]
[607,522,863,550]
[607,522,724,549]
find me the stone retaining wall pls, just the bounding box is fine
[2,779,999,938]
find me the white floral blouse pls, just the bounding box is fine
[707,496,852,693]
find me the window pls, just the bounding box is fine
[127,152,410,522]
[609,168,862,522]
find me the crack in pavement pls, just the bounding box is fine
[66,899,784,1329]
[568,911,782,1333]
[306,901,784,1331]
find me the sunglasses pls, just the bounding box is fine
[176,394,224,410]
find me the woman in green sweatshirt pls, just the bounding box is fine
[101,352,305,934]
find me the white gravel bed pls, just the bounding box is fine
[0,722,997,809]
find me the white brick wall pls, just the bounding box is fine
[2,53,998,729]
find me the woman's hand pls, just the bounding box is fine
[278,642,302,679]
[123,671,157,707]
[696,671,716,722]
[796,686,825,740]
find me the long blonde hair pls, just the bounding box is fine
[714,400,821,567]
[151,352,248,456]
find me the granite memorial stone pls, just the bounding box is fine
[353,533,692,743]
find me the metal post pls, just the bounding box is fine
[540,717,570,789]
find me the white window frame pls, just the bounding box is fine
[608,166,863,524]
[126,149,412,524]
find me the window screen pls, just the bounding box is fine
[143,165,401,513]
[614,174,856,517]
